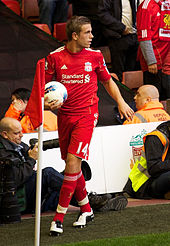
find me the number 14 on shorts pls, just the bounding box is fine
[76,142,89,157]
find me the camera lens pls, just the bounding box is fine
[43,139,59,151]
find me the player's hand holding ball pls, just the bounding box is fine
[44,81,68,110]
[48,99,63,110]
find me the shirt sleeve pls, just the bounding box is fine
[139,40,157,65]
[98,0,125,34]
[96,52,111,82]
[137,5,152,41]
[45,54,56,83]
[0,148,36,187]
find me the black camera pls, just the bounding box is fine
[0,157,21,224]
[29,138,60,151]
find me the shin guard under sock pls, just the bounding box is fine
[74,171,91,213]
[53,172,80,222]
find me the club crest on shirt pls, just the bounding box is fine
[84,62,92,72]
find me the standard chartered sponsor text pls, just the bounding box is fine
[61,74,90,84]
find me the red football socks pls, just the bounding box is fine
[74,171,91,213]
[53,170,91,223]
[53,172,78,223]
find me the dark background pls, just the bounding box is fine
[0,2,135,126]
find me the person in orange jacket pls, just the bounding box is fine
[123,84,170,124]
[5,88,58,133]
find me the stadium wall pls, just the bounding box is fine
[22,122,161,194]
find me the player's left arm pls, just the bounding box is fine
[102,78,134,120]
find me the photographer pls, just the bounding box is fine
[0,117,76,217]
[0,117,116,224]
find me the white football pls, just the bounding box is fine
[44,81,68,104]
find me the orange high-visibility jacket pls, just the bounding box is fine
[129,129,169,192]
[124,101,170,125]
[5,104,58,133]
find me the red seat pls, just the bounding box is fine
[53,22,67,42]
[122,70,143,90]
[1,0,21,15]
[33,24,51,35]
[21,0,39,22]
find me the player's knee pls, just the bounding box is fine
[66,154,81,173]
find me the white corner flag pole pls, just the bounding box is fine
[34,97,44,246]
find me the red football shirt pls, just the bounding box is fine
[45,46,111,115]
[137,0,169,71]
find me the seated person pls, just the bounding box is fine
[123,85,170,124]
[0,117,127,223]
[5,88,58,133]
[37,0,68,34]
[124,120,170,199]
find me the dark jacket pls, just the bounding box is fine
[124,121,170,198]
[68,0,99,19]
[98,0,137,38]
[145,122,170,178]
[0,135,36,210]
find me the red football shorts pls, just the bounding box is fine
[57,112,98,160]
